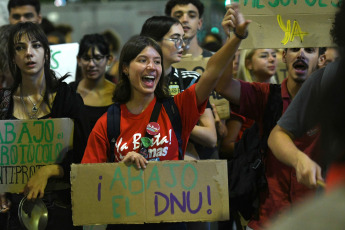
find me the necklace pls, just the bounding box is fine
[20,86,44,119]
[27,94,40,113]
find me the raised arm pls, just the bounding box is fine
[268,125,323,188]
[195,3,250,106]
[215,4,246,105]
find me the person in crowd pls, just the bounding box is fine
[7,0,42,24]
[202,32,223,52]
[268,9,344,192]
[317,47,339,69]
[40,17,55,35]
[47,30,66,45]
[0,24,13,89]
[166,0,229,124]
[230,49,241,79]
[216,3,320,229]
[220,48,278,158]
[102,29,121,83]
[166,0,224,162]
[140,16,217,230]
[165,0,212,58]
[0,22,89,230]
[267,2,345,229]
[237,49,278,83]
[82,8,250,229]
[55,24,73,43]
[140,16,217,161]
[71,33,115,130]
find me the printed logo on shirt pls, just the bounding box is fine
[114,129,173,162]
[169,82,180,96]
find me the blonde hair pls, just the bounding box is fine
[237,49,255,82]
[237,49,278,83]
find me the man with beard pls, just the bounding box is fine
[216,7,320,228]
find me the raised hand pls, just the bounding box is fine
[222,3,251,38]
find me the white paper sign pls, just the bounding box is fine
[50,43,79,83]
[0,0,8,26]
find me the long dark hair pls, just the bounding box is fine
[8,22,68,109]
[140,16,181,42]
[113,36,169,103]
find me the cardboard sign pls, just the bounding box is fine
[50,43,79,83]
[231,0,340,48]
[0,118,74,193]
[71,160,229,225]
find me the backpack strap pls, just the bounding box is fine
[107,103,121,162]
[260,84,283,152]
[162,98,183,160]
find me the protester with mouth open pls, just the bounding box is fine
[140,15,218,230]
[82,5,250,230]
[216,8,321,227]
[140,16,217,163]
[216,6,321,230]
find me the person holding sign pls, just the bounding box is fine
[140,15,218,230]
[140,16,217,162]
[71,33,116,130]
[0,22,88,230]
[217,3,321,230]
[82,9,250,229]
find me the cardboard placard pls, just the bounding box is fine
[0,118,74,193]
[50,43,79,83]
[231,0,339,48]
[71,160,229,225]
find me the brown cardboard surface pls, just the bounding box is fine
[235,0,338,15]
[240,13,335,49]
[71,160,229,226]
[0,118,74,193]
[232,0,339,48]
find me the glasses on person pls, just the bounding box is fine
[164,37,185,49]
[80,55,107,64]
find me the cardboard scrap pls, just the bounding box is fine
[232,0,339,48]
